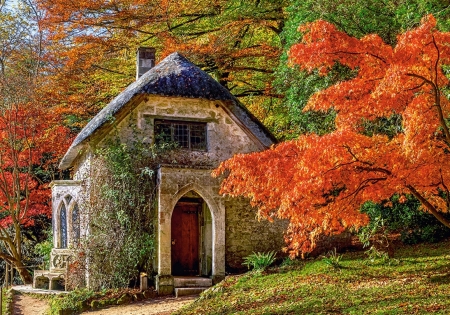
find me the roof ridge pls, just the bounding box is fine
[59,52,276,169]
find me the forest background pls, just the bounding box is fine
[1,0,450,284]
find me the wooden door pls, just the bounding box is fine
[171,202,200,276]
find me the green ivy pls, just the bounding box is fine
[69,134,176,290]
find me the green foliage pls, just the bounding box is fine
[69,133,176,290]
[361,196,450,245]
[363,246,394,266]
[358,216,392,265]
[358,216,388,249]
[242,251,276,271]
[49,289,96,314]
[359,114,403,140]
[322,248,343,270]
[34,229,53,270]
[2,289,13,315]
[279,257,295,268]
[1,288,6,315]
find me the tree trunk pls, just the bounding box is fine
[16,263,33,285]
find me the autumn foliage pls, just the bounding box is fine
[0,1,72,283]
[37,0,284,120]
[0,79,71,282]
[214,15,450,256]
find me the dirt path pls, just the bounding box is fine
[12,292,195,315]
[13,293,49,315]
[13,293,196,315]
[81,296,196,315]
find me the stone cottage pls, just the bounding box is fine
[35,49,287,294]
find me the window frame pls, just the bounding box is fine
[154,119,208,151]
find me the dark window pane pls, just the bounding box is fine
[60,204,67,249]
[173,123,189,148]
[72,203,80,245]
[190,124,206,150]
[155,122,172,144]
[154,119,207,151]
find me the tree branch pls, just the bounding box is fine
[407,71,450,146]
[407,184,450,228]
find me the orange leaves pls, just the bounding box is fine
[38,0,284,118]
[290,19,392,78]
[289,16,450,136]
[216,15,450,255]
[0,74,72,229]
[215,132,389,254]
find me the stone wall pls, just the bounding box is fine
[98,95,265,167]
[224,197,288,271]
[156,166,225,278]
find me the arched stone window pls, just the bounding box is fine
[57,195,81,248]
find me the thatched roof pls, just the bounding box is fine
[59,52,276,169]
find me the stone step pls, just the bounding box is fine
[173,277,212,288]
[175,287,209,297]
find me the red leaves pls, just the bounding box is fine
[0,97,71,229]
[215,15,450,256]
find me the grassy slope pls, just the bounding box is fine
[1,288,6,314]
[176,240,450,314]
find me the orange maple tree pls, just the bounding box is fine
[214,15,450,256]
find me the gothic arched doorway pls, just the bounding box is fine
[170,189,214,277]
[171,198,201,276]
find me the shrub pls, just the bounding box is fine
[49,289,96,314]
[361,195,450,245]
[322,248,343,270]
[34,229,53,270]
[242,251,276,271]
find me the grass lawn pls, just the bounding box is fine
[1,287,6,314]
[175,240,450,314]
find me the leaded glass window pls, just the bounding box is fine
[72,203,80,245]
[155,120,207,151]
[60,204,67,248]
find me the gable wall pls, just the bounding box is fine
[108,95,264,166]
[72,95,266,179]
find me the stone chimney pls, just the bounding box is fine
[136,47,156,80]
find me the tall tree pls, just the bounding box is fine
[0,0,70,283]
[37,0,286,126]
[214,15,450,256]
